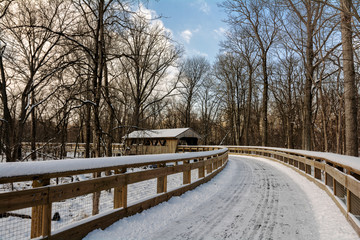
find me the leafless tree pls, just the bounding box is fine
[0,0,75,161]
[220,0,279,146]
[178,56,210,128]
[117,10,182,129]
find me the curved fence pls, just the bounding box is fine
[178,145,360,236]
[0,148,228,239]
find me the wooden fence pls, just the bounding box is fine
[178,145,360,236]
[0,148,228,239]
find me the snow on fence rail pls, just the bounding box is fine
[0,148,228,240]
[179,145,360,236]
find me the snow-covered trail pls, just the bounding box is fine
[84,156,358,240]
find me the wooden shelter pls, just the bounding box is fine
[125,128,200,155]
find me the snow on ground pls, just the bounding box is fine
[254,156,357,239]
[84,155,358,240]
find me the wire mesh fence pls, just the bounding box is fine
[326,173,334,189]
[335,180,346,201]
[0,207,32,240]
[350,192,360,217]
[52,193,94,231]
[167,173,183,191]
[128,179,157,204]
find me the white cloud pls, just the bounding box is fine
[192,0,210,14]
[214,27,227,37]
[213,27,228,40]
[181,30,193,43]
[135,4,173,37]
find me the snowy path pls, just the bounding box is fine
[84,156,358,240]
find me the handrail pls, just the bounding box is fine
[0,148,227,183]
[0,149,228,239]
[178,145,360,236]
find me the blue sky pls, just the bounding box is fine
[146,0,228,64]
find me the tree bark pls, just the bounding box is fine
[340,0,359,156]
[0,54,13,162]
[261,55,268,146]
[303,21,315,151]
[31,90,36,160]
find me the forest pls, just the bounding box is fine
[0,0,359,162]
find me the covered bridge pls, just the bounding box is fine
[125,128,200,155]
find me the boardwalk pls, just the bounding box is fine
[85,156,358,240]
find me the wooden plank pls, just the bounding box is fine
[183,160,191,185]
[325,165,347,186]
[0,187,49,212]
[31,179,50,239]
[42,203,52,237]
[198,158,205,178]
[114,169,127,209]
[157,175,167,193]
[49,174,126,203]
[347,176,360,199]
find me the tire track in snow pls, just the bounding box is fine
[151,156,320,240]
[182,158,252,239]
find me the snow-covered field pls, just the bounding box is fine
[84,155,359,240]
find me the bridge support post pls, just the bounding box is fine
[183,160,191,184]
[114,168,127,209]
[206,159,213,174]
[31,179,51,239]
[157,164,167,193]
[199,158,205,178]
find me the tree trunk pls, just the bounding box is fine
[31,90,36,160]
[340,0,359,156]
[287,74,294,149]
[244,66,252,146]
[260,55,268,146]
[0,54,13,162]
[303,22,315,151]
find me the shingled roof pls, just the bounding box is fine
[126,128,201,139]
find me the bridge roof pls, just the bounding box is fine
[126,128,201,139]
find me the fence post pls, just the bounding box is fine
[206,158,213,174]
[157,164,167,193]
[198,158,205,178]
[31,179,51,239]
[347,189,351,213]
[183,160,191,184]
[114,168,127,209]
[314,167,321,180]
[92,172,101,215]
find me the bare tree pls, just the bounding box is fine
[0,0,75,161]
[178,56,210,128]
[117,9,182,129]
[214,53,249,145]
[281,0,340,150]
[220,0,279,146]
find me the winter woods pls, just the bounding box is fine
[0,0,359,161]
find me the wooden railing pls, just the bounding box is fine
[0,148,228,239]
[178,145,360,236]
